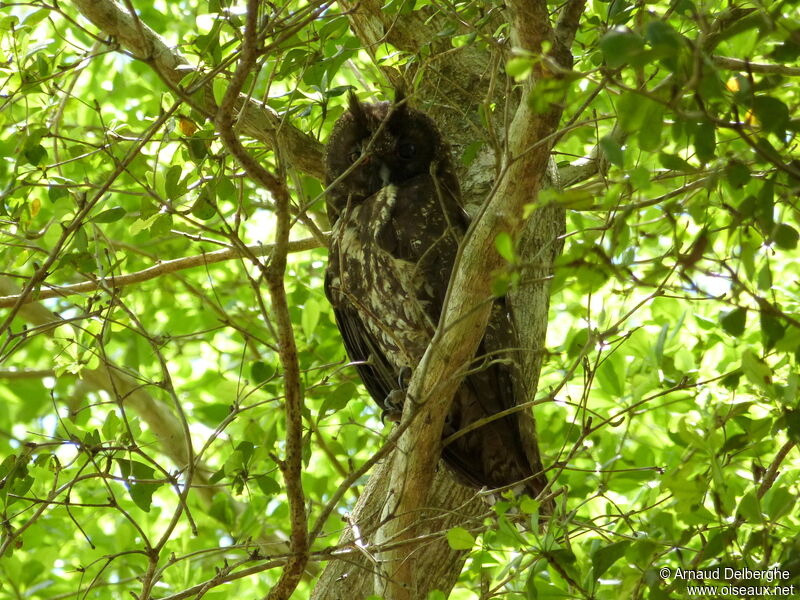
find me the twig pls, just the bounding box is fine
[712,55,800,77]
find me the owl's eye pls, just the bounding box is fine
[349,142,363,163]
[397,141,416,159]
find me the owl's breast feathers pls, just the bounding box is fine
[325,172,549,500]
[327,175,461,367]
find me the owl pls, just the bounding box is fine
[324,90,549,501]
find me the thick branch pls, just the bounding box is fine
[311,460,484,600]
[69,0,325,180]
[508,0,553,53]
[556,0,587,49]
[335,0,497,122]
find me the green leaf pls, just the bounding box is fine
[592,540,630,578]
[645,21,683,56]
[638,102,664,151]
[251,361,275,384]
[495,232,515,263]
[519,496,540,515]
[209,492,235,525]
[751,96,790,135]
[116,459,161,512]
[697,528,734,562]
[551,188,595,209]
[255,474,281,496]
[23,144,47,166]
[506,56,534,81]
[597,351,625,396]
[760,312,785,347]
[212,77,227,106]
[319,383,353,419]
[720,307,746,337]
[658,152,694,172]
[102,410,120,441]
[757,264,773,291]
[741,350,772,390]
[599,30,645,68]
[617,92,646,133]
[756,180,775,230]
[191,189,217,220]
[195,403,232,426]
[446,526,475,550]
[782,409,800,443]
[319,15,348,40]
[736,490,763,523]
[129,213,159,236]
[48,184,69,203]
[460,140,482,166]
[600,135,624,167]
[164,164,185,199]
[491,272,513,297]
[151,213,173,236]
[216,175,237,200]
[764,486,795,520]
[719,433,749,454]
[72,227,88,252]
[302,298,321,340]
[774,224,799,250]
[693,121,716,163]
[725,160,750,188]
[93,206,126,223]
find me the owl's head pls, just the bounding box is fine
[324,90,457,221]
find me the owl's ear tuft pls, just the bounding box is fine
[393,86,406,105]
[393,86,409,115]
[347,89,368,131]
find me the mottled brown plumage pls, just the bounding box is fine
[324,91,548,499]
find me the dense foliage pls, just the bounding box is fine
[0,0,798,598]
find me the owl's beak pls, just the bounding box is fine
[379,162,391,186]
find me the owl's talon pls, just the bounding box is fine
[381,368,413,423]
[381,407,403,424]
[381,389,404,423]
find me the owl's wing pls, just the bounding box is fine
[324,270,397,411]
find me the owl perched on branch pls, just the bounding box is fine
[324,90,549,501]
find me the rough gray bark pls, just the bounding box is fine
[310,460,486,600]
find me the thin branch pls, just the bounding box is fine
[712,55,800,76]
[0,236,321,309]
[0,369,58,379]
[758,440,796,499]
[213,2,308,598]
